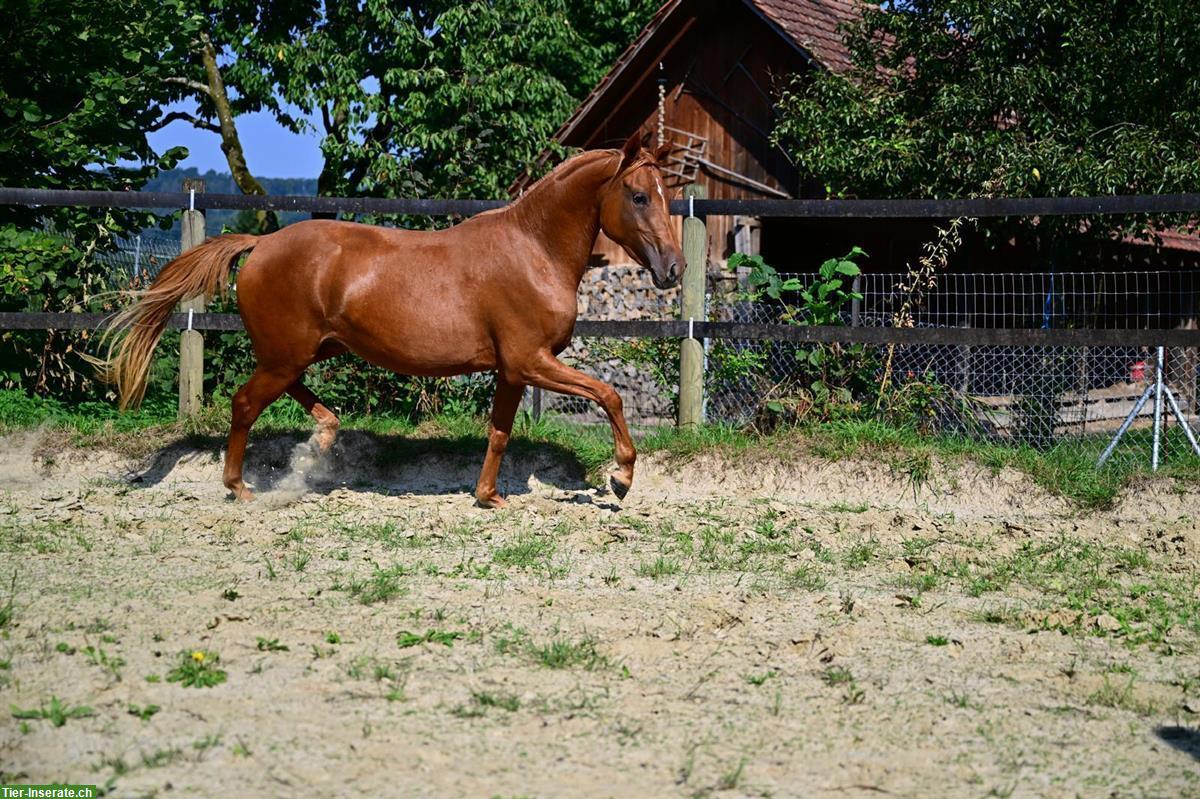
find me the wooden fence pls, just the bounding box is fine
[3,185,1200,426]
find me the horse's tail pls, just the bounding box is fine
[92,234,258,410]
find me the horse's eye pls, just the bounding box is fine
[632,192,650,207]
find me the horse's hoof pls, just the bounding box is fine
[229,486,255,502]
[608,474,630,501]
[475,493,508,510]
[315,430,337,453]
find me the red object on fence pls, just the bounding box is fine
[1130,360,1146,381]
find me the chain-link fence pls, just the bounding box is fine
[543,267,1200,469]
[97,230,181,289]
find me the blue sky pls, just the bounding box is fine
[147,101,325,179]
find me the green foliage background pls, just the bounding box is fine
[2,0,656,417]
[773,0,1200,245]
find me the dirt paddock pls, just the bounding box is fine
[1,429,1198,798]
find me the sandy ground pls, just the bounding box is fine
[0,428,1198,798]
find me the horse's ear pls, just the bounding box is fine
[619,130,643,170]
[653,142,673,165]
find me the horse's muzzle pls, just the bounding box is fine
[649,248,686,289]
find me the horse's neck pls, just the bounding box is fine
[510,152,618,286]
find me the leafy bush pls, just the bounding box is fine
[0,226,97,397]
[727,248,877,426]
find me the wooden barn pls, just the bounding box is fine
[514,0,1200,330]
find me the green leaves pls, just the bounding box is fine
[729,248,874,420]
[773,1,1200,241]
[237,0,655,201]
[2,0,193,198]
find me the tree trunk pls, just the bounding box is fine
[198,32,278,233]
[312,102,349,220]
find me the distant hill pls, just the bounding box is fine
[142,168,318,197]
[141,168,318,234]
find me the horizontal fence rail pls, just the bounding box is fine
[5,183,1200,468]
[5,313,1200,348]
[4,187,1200,218]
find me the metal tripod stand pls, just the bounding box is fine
[1098,346,1200,469]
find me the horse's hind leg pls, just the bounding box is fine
[223,367,297,501]
[287,381,340,452]
[517,351,636,500]
[474,380,524,509]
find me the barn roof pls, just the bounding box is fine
[746,0,862,73]
[548,0,863,152]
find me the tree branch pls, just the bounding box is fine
[344,119,395,194]
[148,111,219,133]
[163,76,212,96]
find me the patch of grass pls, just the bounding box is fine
[0,574,15,629]
[528,634,608,671]
[342,565,409,605]
[141,747,183,768]
[744,670,777,686]
[890,447,934,498]
[288,549,312,572]
[493,624,529,656]
[11,696,95,727]
[896,571,939,594]
[396,629,462,649]
[821,666,865,704]
[945,690,976,709]
[926,635,950,646]
[717,758,748,792]
[842,538,879,569]
[493,536,555,569]
[783,564,827,591]
[193,733,223,753]
[637,556,682,579]
[127,703,160,722]
[166,650,227,689]
[83,645,125,680]
[345,654,408,701]
[333,519,429,549]
[821,666,854,686]
[1087,675,1158,716]
[948,538,1199,646]
[255,637,289,652]
[450,688,525,718]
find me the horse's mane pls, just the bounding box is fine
[507,150,619,206]
[483,147,660,219]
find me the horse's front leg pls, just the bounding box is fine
[474,379,525,508]
[519,351,636,500]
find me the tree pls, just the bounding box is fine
[0,0,194,395]
[249,0,655,202]
[1,0,193,223]
[773,0,1200,241]
[157,1,319,231]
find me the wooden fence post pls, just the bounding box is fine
[678,183,707,428]
[178,178,206,418]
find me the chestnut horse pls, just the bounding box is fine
[98,133,685,507]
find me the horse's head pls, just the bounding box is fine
[600,132,687,290]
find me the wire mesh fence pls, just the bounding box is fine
[541,267,1200,470]
[96,230,181,289]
